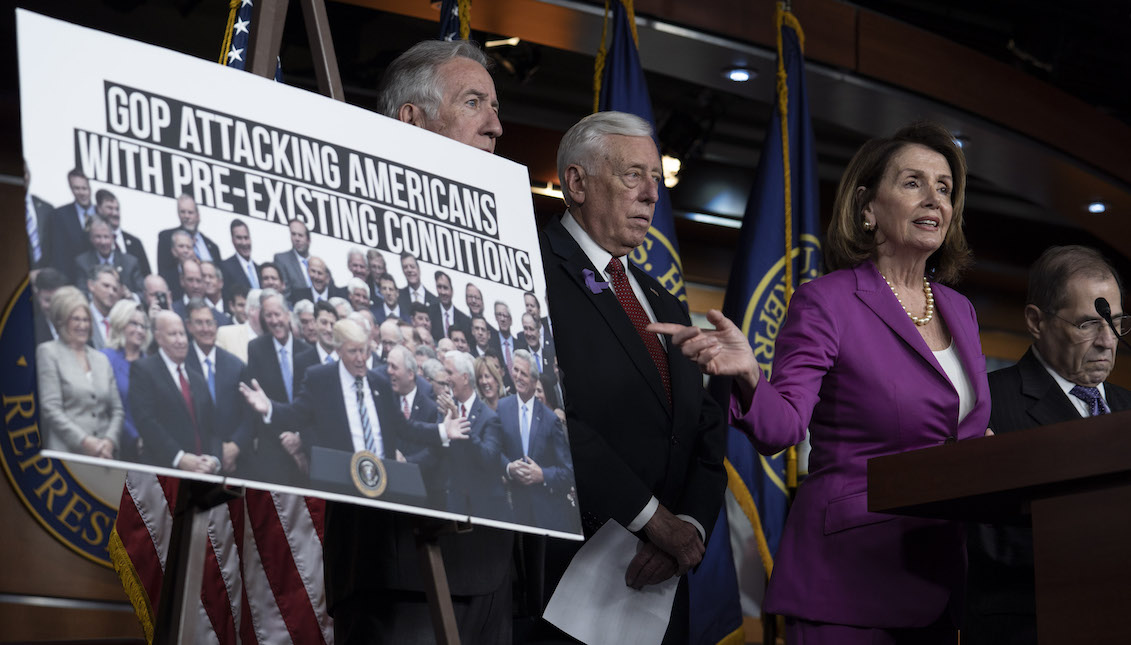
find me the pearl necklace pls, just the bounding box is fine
[883,276,934,326]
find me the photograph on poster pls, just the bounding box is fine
[19,10,581,538]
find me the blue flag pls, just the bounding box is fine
[438,0,461,41]
[597,0,687,305]
[221,0,282,81]
[689,5,821,642]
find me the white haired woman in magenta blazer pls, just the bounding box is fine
[653,122,990,644]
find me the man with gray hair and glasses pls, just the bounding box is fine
[538,111,727,644]
[965,244,1131,645]
[325,39,512,645]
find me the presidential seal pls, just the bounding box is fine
[349,450,387,498]
[0,279,122,567]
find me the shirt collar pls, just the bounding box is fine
[272,334,294,356]
[562,210,625,278]
[193,342,216,366]
[1032,346,1107,401]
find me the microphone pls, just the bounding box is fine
[1095,297,1131,352]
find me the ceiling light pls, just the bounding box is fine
[723,67,754,82]
[953,135,968,149]
[1088,201,1107,214]
[685,212,742,229]
[531,182,563,201]
[485,37,520,48]
[662,155,682,188]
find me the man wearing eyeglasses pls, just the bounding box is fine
[965,244,1131,645]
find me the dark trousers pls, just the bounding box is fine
[333,585,512,645]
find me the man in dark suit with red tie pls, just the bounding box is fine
[539,111,727,643]
[129,311,221,473]
[965,245,1131,645]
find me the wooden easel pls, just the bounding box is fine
[153,1,464,642]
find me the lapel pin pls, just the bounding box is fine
[583,268,610,294]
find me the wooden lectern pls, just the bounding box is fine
[868,410,1131,645]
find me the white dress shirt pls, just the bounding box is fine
[338,361,384,457]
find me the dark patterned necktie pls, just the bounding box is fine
[1070,385,1108,417]
[605,258,670,406]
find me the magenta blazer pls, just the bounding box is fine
[731,261,990,628]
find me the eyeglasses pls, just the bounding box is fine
[1049,312,1131,338]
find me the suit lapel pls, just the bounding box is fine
[1017,349,1081,426]
[854,262,948,384]
[545,218,669,411]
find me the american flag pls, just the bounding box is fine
[109,2,330,642]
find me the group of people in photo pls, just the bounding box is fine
[28,168,576,532]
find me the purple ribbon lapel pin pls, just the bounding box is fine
[583,268,610,294]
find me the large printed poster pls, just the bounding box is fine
[19,10,580,538]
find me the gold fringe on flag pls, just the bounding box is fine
[775,1,806,491]
[108,527,156,644]
[218,0,241,65]
[592,0,640,114]
[459,0,471,40]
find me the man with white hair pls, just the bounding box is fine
[291,255,346,304]
[441,350,505,519]
[347,247,370,283]
[324,39,511,645]
[130,310,221,472]
[346,277,372,313]
[292,299,318,346]
[539,111,726,643]
[215,287,263,362]
[246,289,318,485]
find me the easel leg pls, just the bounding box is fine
[414,518,466,645]
[153,479,243,644]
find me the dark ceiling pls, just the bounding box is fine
[850,0,1131,126]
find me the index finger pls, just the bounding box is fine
[645,322,688,337]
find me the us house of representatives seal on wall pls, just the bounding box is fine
[0,279,123,567]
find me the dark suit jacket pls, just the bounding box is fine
[28,194,53,269]
[497,394,577,532]
[372,302,410,324]
[47,202,92,276]
[272,249,310,298]
[428,302,471,341]
[220,254,258,299]
[129,353,220,468]
[184,342,252,473]
[965,347,1131,644]
[74,250,145,294]
[443,395,507,521]
[120,230,152,277]
[172,300,233,328]
[400,285,437,309]
[541,216,726,537]
[157,227,221,298]
[290,284,347,305]
[315,368,514,613]
[246,334,318,485]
